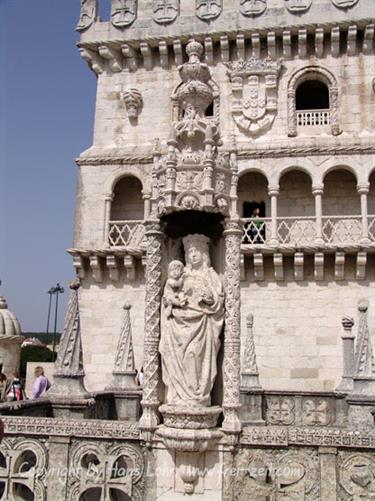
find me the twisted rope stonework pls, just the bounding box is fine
[223,222,242,428]
[141,224,163,421]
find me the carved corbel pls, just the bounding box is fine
[347,25,357,56]
[159,41,169,69]
[294,252,304,281]
[314,252,325,281]
[267,32,276,59]
[124,255,136,281]
[331,27,340,57]
[253,253,264,281]
[363,24,375,54]
[334,252,345,281]
[283,30,292,58]
[121,88,143,120]
[205,37,214,65]
[79,47,104,75]
[121,44,138,71]
[315,28,324,57]
[356,252,367,280]
[173,39,183,65]
[73,255,86,279]
[273,253,284,281]
[236,34,245,60]
[251,33,260,58]
[140,42,153,70]
[90,255,103,283]
[220,35,229,62]
[106,255,119,282]
[98,45,123,73]
[298,28,307,58]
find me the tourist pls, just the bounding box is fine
[137,367,144,386]
[31,366,51,399]
[251,207,265,243]
[6,369,25,402]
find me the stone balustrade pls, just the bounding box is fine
[297,109,330,127]
[107,220,146,248]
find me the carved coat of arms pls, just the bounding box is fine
[111,0,137,27]
[76,0,97,31]
[196,0,222,20]
[239,0,267,16]
[331,0,359,7]
[226,57,283,137]
[285,0,312,13]
[153,0,179,24]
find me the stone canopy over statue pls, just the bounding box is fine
[160,234,224,408]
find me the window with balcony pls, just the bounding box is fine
[288,66,340,137]
[296,80,330,128]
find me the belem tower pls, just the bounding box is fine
[1,0,375,499]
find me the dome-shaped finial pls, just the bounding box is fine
[186,39,204,62]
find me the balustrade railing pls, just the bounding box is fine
[277,217,316,245]
[108,221,146,247]
[368,216,375,242]
[297,109,330,127]
[241,218,271,244]
[322,216,362,244]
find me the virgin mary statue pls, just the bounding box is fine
[159,234,224,407]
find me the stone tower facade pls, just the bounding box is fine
[1,1,375,500]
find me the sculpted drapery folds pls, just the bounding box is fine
[159,234,224,407]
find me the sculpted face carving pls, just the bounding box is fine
[121,88,143,119]
[159,234,224,407]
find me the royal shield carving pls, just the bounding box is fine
[239,0,267,16]
[331,0,359,7]
[226,57,283,137]
[153,0,179,24]
[76,0,97,31]
[111,0,137,28]
[196,0,222,20]
[285,0,312,12]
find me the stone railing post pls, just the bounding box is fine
[139,220,164,440]
[336,315,355,392]
[222,220,242,434]
[313,184,324,244]
[357,183,370,243]
[103,193,113,248]
[268,186,279,245]
[143,191,151,219]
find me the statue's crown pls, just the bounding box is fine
[182,234,210,252]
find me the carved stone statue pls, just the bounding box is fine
[159,234,224,407]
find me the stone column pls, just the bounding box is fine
[103,193,113,247]
[319,447,337,501]
[139,220,164,439]
[143,192,151,219]
[313,185,324,244]
[47,437,70,499]
[222,220,242,434]
[268,186,279,246]
[287,89,297,137]
[358,183,370,243]
[336,315,355,392]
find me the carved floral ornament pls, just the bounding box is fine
[153,0,179,24]
[226,57,283,137]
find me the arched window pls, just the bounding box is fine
[111,176,144,221]
[288,66,340,136]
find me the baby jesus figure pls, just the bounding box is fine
[163,260,188,318]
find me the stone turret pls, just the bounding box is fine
[0,296,22,375]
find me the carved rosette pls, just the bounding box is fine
[222,220,242,434]
[139,221,164,436]
[226,57,283,137]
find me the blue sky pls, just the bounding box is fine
[0,1,101,331]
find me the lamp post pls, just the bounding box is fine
[46,287,55,335]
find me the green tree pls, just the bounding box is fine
[20,346,57,378]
